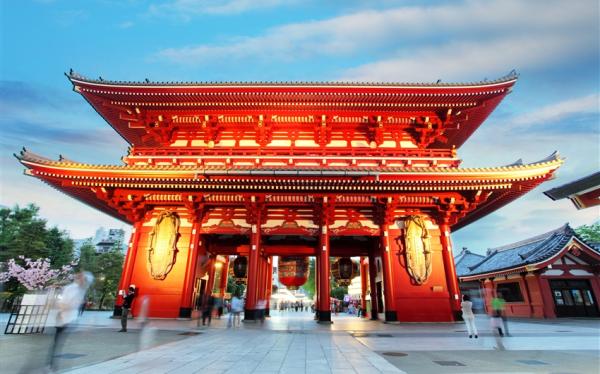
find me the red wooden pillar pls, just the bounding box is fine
[480,280,492,315]
[315,255,320,319]
[265,256,273,317]
[520,273,534,318]
[537,274,557,318]
[257,255,266,301]
[440,223,461,319]
[360,257,368,318]
[205,255,217,297]
[368,251,379,320]
[317,220,331,322]
[380,225,398,322]
[114,221,142,317]
[179,222,203,318]
[245,219,261,320]
[219,256,230,297]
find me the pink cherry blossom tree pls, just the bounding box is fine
[0,256,74,290]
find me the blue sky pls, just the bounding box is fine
[1,0,598,254]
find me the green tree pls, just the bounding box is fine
[0,204,75,296]
[45,227,74,268]
[0,204,48,263]
[227,276,245,297]
[92,247,124,309]
[575,223,600,243]
[330,277,348,300]
[77,241,97,273]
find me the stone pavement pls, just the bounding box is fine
[2,311,599,373]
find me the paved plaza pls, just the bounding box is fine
[1,311,598,373]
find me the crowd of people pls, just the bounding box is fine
[276,300,309,312]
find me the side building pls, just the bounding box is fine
[457,224,600,318]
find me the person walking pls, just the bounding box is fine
[257,298,266,324]
[119,285,136,332]
[228,293,243,328]
[201,294,215,326]
[491,292,509,336]
[461,294,478,339]
[48,271,93,370]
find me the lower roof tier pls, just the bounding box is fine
[16,149,562,231]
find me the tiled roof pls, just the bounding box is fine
[459,224,599,277]
[454,249,485,276]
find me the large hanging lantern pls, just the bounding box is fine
[232,256,248,285]
[278,256,309,290]
[331,257,359,286]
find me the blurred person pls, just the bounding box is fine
[257,298,266,324]
[201,293,215,326]
[216,297,224,319]
[47,271,93,371]
[137,295,155,351]
[491,292,509,336]
[461,294,478,339]
[78,298,86,316]
[228,292,243,328]
[119,285,136,332]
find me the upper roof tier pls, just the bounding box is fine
[67,71,517,150]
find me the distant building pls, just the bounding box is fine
[73,228,126,256]
[456,224,600,318]
[95,228,125,253]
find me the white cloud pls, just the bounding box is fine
[155,0,598,78]
[508,94,600,129]
[148,0,294,19]
[340,34,596,82]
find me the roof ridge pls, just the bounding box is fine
[518,231,565,260]
[467,250,498,272]
[491,223,571,252]
[66,70,519,88]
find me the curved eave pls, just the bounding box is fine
[67,72,517,148]
[17,149,560,180]
[33,174,130,223]
[16,149,562,227]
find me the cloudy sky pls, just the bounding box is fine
[1,0,598,254]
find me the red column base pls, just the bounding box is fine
[317,310,332,323]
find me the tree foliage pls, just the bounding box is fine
[575,223,600,243]
[77,240,124,309]
[227,275,245,298]
[0,204,74,294]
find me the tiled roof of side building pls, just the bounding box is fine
[460,224,599,277]
[454,248,485,277]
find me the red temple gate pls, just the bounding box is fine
[17,71,563,322]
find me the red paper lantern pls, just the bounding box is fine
[232,256,248,285]
[278,256,309,290]
[331,257,358,286]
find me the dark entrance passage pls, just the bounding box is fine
[550,279,599,317]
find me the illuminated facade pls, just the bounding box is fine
[17,72,563,322]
